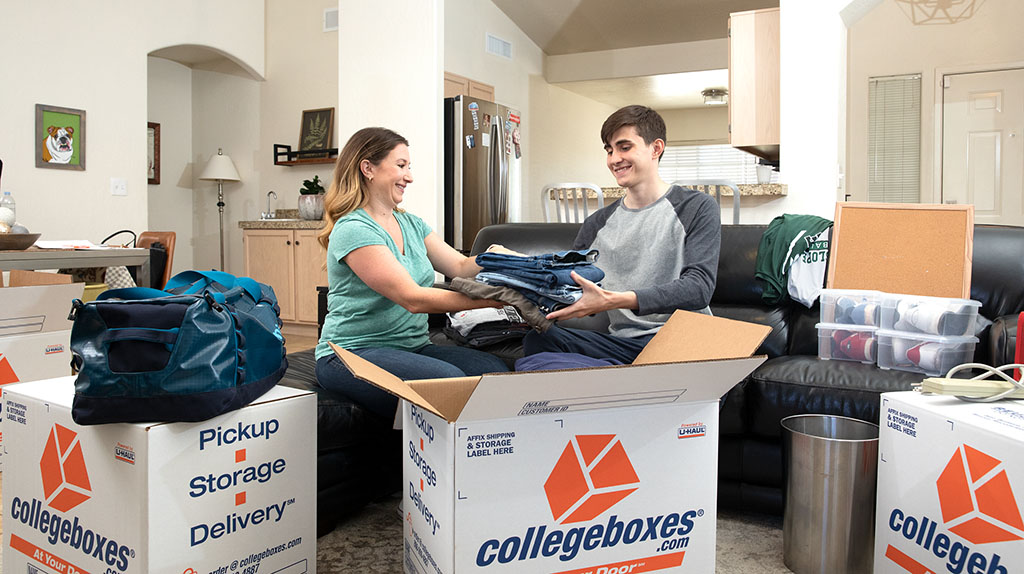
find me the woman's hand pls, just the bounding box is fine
[485,243,525,257]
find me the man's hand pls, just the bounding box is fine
[546,271,637,321]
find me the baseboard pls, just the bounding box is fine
[282,322,318,338]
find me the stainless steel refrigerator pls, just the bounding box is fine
[444,96,522,251]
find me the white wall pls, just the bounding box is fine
[261,0,339,220]
[338,0,443,229]
[770,0,849,224]
[147,58,194,273]
[192,71,262,273]
[0,2,263,247]
[527,78,617,221]
[846,0,1024,203]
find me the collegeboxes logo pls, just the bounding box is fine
[0,353,20,385]
[937,444,1024,543]
[39,423,92,512]
[544,434,639,524]
[885,444,1021,574]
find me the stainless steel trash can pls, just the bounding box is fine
[781,414,879,574]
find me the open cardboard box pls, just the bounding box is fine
[332,311,771,573]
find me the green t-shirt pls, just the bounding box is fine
[315,208,435,358]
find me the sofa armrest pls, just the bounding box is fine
[987,313,1019,366]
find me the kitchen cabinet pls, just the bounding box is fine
[729,7,780,162]
[243,229,327,324]
[444,72,495,101]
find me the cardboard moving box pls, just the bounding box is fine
[332,311,771,573]
[875,391,1024,574]
[2,378,317,573]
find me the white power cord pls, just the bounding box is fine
[917,363,1024,402]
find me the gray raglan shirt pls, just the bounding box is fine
[573,185,721,338]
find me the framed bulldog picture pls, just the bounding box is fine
[298,107,335,159]
[35,104,86,170]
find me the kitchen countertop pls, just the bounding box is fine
[601,184,787,198]
[239,209,324,230]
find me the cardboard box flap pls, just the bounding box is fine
[0,282,84,337]
[458,355,766,422]
[408,376,481,421]
[634,310,772,365]
[329,343,446,419]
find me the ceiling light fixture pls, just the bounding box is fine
[702,88,728,106]
[894,0,985,25]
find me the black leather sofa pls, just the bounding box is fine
[282,221,1023,534]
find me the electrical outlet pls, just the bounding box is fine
[110,177,127,196]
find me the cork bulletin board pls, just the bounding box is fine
[826,203,974,298]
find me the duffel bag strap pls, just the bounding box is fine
[165,270,261,302]
[97,286,171,300]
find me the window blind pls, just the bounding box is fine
[658,144,760,184]
[868,74,921,203]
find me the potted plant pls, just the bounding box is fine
[298,175,325,220]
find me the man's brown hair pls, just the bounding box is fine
[600,105,667,160]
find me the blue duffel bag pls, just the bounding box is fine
[69,270,288,424]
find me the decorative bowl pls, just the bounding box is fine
[0,233,41,250]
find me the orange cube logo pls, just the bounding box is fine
[544,434,639,524]
[39,424,92,512]
[937,444,1024,543]
[0,353,19,385]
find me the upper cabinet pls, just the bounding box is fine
[444,72,495,102]
[729,7,780,162]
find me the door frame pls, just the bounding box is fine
[933,60,1024,205]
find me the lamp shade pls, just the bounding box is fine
[199,148,241,182]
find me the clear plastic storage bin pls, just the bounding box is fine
[816,323,879,364]
[876,329,978,376]
[879,294,981,337]
[819,289,884,326]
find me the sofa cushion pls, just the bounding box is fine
[277,348,393,452]
[745,355,924,439]
[710,303,789,358]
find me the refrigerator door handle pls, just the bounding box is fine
[488,119,505,225]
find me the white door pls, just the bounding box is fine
[942,68,1024,225]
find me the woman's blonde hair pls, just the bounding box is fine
[318,127,409,250]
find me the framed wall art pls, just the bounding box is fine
[299,107,335,159]
[36,104,86,170]
[148,122,161,184]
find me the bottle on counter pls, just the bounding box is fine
[0,190,15,226]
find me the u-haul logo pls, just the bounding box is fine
[114,442,135,465]
[44,344,64,355]
[677,422,706,439]
[544,434,639,524]
[885,444,1021,574]
[0,353,20,385]
[40,424,92,512]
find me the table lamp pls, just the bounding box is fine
[198,148,241,271]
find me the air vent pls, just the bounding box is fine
[486,33,512,60]
[324,7,339,32]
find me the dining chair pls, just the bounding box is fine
[671,180,742,224]
[541,183,605,223]
[138,231,176,289]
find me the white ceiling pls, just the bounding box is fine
[492,0,778,109]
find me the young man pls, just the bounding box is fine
[522,105,722,363]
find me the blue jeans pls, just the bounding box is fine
[315,344,509,420]
[523,325,654,365]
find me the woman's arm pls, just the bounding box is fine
[345,244,499,313]
[423,232,480,279]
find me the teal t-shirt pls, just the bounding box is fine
[315,208,435,358]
